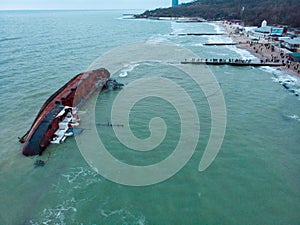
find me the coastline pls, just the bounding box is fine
[213,21,300,77]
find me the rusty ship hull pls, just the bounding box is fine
[19,68,110,156]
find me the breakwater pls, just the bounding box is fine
[171,33,225,36]
[204,43,237,46]
[181,58,283,67]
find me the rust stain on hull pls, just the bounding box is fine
[20,68,110,156]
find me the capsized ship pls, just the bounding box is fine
[19,68,110,156]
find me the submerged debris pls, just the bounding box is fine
[34,159,45,168]
[33,152,51,168]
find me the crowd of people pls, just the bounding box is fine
[220,21,300,75]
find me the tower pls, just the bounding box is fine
[261,20,267,27]
[172,0,178,7]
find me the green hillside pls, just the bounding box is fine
[136,0,300,28]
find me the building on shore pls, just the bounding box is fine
[252,26,272,37]
[172,0,178,7]
[287,52,300,62]
[282,38,300,52]
[250,20,285,38]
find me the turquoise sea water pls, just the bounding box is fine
[0,10,300,224]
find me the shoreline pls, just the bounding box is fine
[213,21,300,77]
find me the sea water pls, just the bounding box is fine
[0,10,299,224]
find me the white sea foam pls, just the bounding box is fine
[260,66,300,98]
[58,167,102,192]
[147,34,170,43]
[226,45,259,61]
[206,34,233,44]
[262,66,299,84]
[118,63,140,78]
[62,167,100,183]
[211,22,225,34]
[260,66,282,75]
[287,114,300,121]
[171,22,186,34]
[191,43,204,47]
[99,208,146,224]
[271,74,298,85]
[30,198,77,225]
[205,22,258,60]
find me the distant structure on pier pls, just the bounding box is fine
[172,0,178,7]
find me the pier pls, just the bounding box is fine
[171,33,225,36]
[181,58,283,67]
[204,43,237,46]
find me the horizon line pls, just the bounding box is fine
[0,8,150,11]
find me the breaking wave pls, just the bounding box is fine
[118,63,140,78]
[227,45,259,60]
[262,66,300,98]
[211,23,225,34]
[287,114,300,121]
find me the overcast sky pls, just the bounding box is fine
[0,0,192,10]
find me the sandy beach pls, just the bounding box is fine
[214,21,300,77]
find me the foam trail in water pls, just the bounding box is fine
[29,198,77,225]
[62,167,101,182]
[118,63,140,77]
[99,208,146,224]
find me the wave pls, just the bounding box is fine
[50,167,102,194]
[99,208,146,225]
[205,23,257,60]
[32,194,146,225]
[29,198,77,225]
[0,37,22,42]
[264,67,300,84]
[118,63,140,78]
[227,45,258,60]
[191,43,204,47]
[147,34,170,44]
[171,22,185,34]
[287,114,300,121]
[260,66,282,75]
[206,34,233,44]
[61,166,101,184]
[211,22,225,34]
[261,66,300,98]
